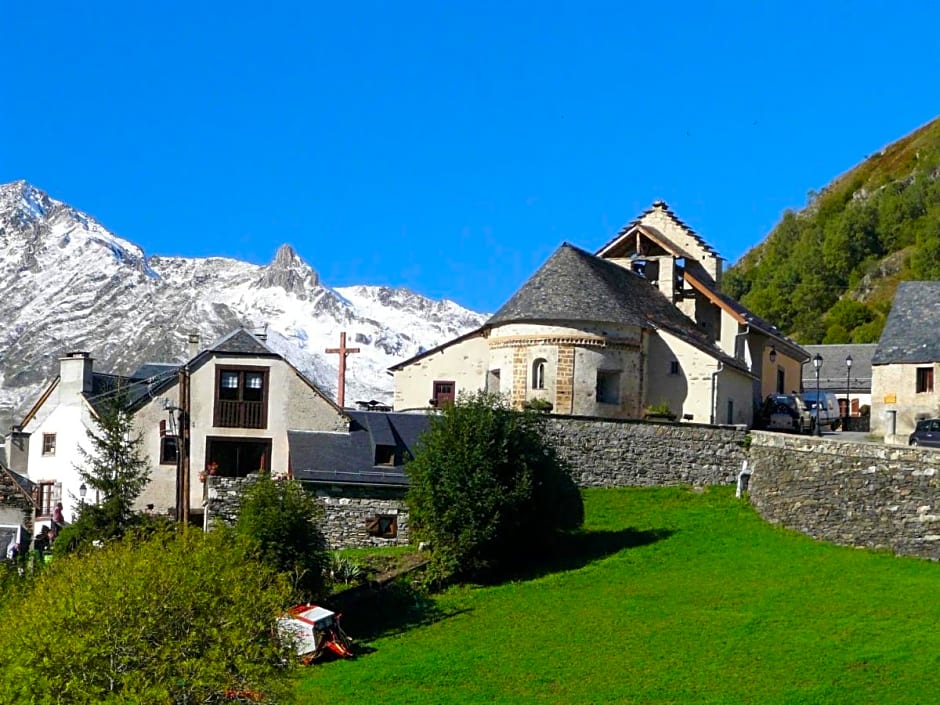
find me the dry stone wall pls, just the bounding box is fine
[544,415,748,487]
[205,475,409,549]
[747,431,940,560]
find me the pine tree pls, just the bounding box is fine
[73,385,151,539]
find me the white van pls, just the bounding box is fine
[802,391,841,432]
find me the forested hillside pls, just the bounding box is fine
[723,118,940,344]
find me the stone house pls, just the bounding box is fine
[392,202,806,426]
[870,281,940,441]
[206,410,432,548]
[801,343,876,416]
[392,242,756,425]
[14,329,347,529]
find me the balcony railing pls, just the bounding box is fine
[214,400,266,429]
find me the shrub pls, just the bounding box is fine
[234,474,331,600]
[0,528,295,705]
[406,391,583,584]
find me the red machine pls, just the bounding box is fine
[277,604,354,663]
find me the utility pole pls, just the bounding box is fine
[326,332,360,409]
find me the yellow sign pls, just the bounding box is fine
[883,393,897,404]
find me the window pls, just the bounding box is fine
[214,367,269,428]
[42,433,56,456]
[669,361,680,375]
[916,367,934,394]
[431,380,455,407]
[776,369,785,394]
[596,370,621,404]
[35,481,60,517]
[160,436,179,465]
[365,514,398,539]
[205,437,272,478]
[532,358,547,390]
[486,368,501,393]
[374,444,396,466]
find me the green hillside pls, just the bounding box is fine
[723,117,940,344]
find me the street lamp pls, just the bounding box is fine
[813,353,823,436]
[845,354,853,430]
[79,483,87,510]
[769,345,777,364]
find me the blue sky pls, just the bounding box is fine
[3,2,938,313]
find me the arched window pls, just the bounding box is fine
[532,358,547,390]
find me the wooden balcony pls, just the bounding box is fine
[214,400,266,429]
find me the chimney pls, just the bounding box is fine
[188,333,200,359]
[59,352,94,400]
[6,425,30,475]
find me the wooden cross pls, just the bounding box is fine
[326,331,360,409]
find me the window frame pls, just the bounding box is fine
[669,360,680,376]
[213,365,270,429]
[36,481,59,518]
[431,380,456,407]
[365,514,398,539]
[374,444,396,466]
[916,366,934,394]
[41,433,56,456]
[532,358,548,390]
[159,436,179,465]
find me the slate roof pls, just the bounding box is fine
[596,200,721,259]
[872,282,940,365]
[486,243,751,374]
[289,411,432,487]
[85,365,179,416]
[205,329,278,357]
[801,344,877,393]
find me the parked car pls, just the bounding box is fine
[801,391,841,432]
[760,393,814,434]
[909,418,940,448]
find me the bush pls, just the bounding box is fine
[0,528,295,705]
[406,391,583,584]
[234,474,331,600]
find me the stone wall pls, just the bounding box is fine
[205,475,409,549]
[747,431,940,560]
[544,415,748,487]
[0,468,34,532]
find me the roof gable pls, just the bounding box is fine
[597,201,720,262]
[872,281,940,364]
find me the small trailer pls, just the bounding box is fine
[277,604,353,663]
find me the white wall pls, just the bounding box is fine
[392,334,491,410]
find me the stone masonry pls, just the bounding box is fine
[544,415,748,487]
[748,431,940,560]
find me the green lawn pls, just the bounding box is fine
[297,487,940,704]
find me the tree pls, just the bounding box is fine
[65,387,151,549]
[0,528,295,705]
[406,391,583,584]
[234,474,331,600]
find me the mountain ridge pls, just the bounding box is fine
[0,180,487,427]
[723,117,940,345]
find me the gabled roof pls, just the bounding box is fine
[682,270,808,361]
[487,243,752,375]
[801,344,876,392]
[388,326,488,372]
[596,200,721,260]
[872,281,940,365]
[204,328,278,357]
[289,411,432,487]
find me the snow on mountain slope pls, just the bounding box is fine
[0,180,488,426]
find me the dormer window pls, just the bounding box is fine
[532,359,547,390]
[374,444,396,466]
[214,367,269,429]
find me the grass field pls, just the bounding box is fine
[297,487,940,704]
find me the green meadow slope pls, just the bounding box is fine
[299,487,940,705]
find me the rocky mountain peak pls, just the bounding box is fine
[254,243,320,297]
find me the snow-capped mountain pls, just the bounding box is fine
[0,180,487,426]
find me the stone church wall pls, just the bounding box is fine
[543,415,748,486]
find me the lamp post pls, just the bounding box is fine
[845,354,853,430]
[78,483,87,512]
[813,353,823,436]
